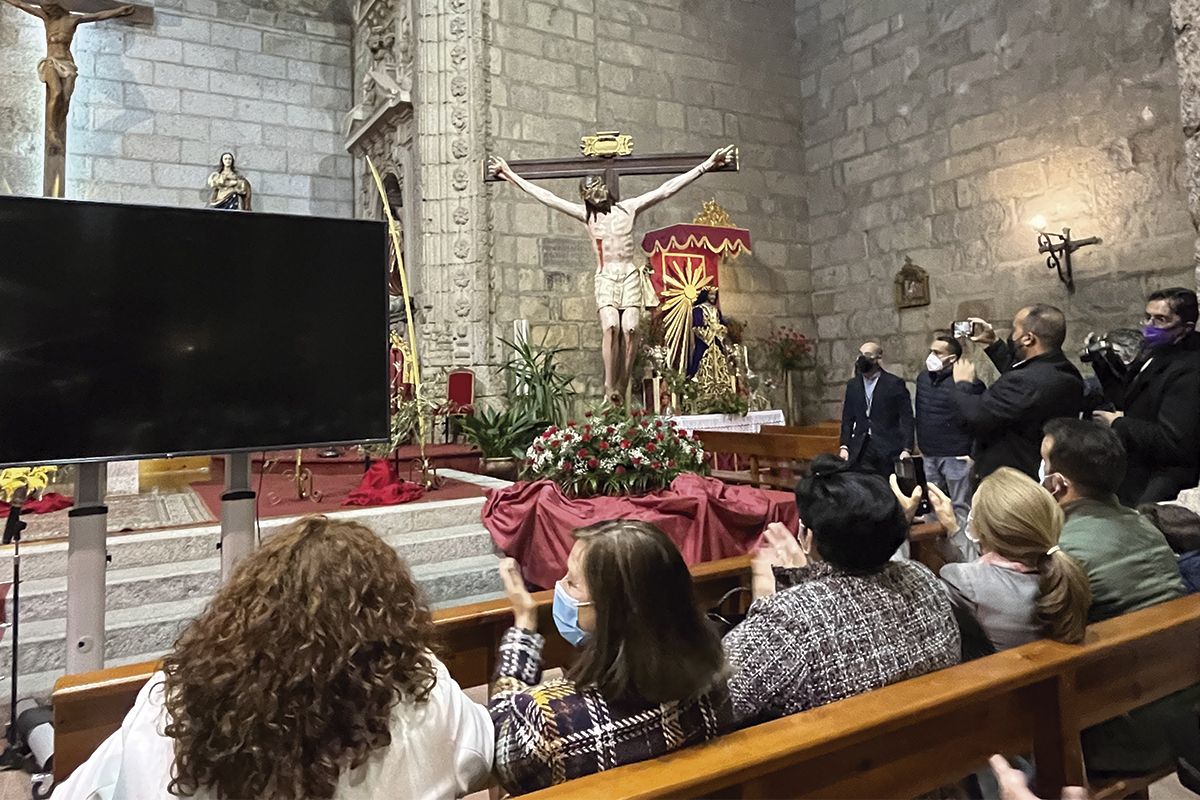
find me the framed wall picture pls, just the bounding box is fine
[894,256,930,309]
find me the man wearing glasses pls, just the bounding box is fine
[1089,287,1200,505]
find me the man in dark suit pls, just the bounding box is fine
[1091,287,1200,505]
[839,341,913,475]
[952,305,1084,481]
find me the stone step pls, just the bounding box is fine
[0,551,503,681]
[0,496,487,581]
[4,524,498,624]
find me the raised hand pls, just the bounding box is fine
[498,558,538,632]
[889,473,923,523]
[708,144,736,168]
[925,482,959,536]
[968,317,997,345]
[952,356,977,385]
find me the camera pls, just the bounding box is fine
[1080,329,1143,366]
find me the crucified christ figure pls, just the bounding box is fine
[489,144,735,403]
[2,0,135,149]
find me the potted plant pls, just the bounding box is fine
[460,407,548,481]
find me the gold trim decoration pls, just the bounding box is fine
[643,229,753,258]
[693,198,733,227]
[580,131,634,158]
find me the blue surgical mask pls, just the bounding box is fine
[552,581,590,647]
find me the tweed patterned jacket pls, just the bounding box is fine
[722,559,960,724]
[487,627,731,796]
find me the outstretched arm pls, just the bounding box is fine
[78,4,136,22]
[0,0,47,19]
[488,156,586,222]
[627,144,735,214]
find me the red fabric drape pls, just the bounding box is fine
[0,492,74,519]
[343,460,425,507]
[481,473,797,589]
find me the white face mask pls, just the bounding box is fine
[925,353,946,372]
[1038,460,1048,485]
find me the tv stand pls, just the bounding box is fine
[65,463,107,674]
[220,454,256,580]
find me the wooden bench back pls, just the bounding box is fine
[522,594,1200,799]
[51,554,752,782]
[696,430,841,489]
[760,422,841,437]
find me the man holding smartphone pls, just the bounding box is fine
[950,305,1085,481]
[915,331,983,525]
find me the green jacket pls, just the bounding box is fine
[1059,496,1193,775]
[1060,497,1185,623]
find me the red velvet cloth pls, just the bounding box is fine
[0,492,74,518]
[482,473,797,589]
[342,460,425,507]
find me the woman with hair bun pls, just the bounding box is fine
[722,454,960,725]
[56,515,493,800]
[917,467,1092,656]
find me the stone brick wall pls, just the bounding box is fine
[0,0,353,215]
[485,0,809,397]
[797,0,1195,414]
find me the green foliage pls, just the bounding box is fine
[362,395,438,459]
[500,337,577,424]
[460,406,549,460]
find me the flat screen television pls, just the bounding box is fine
[0,195,390,467]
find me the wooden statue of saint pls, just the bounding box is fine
[489,144,735,402]
[1,0,141,195]
[206,152,252,210]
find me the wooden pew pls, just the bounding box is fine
[524,593,1200,800]
[51,553,752,782]
[760,422,841,437]
[696,430,840,490]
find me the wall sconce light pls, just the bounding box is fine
[1030,216,1101,293]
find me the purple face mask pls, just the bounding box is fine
[1141,324,1178,350]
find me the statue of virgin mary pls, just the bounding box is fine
[206,152,252,210]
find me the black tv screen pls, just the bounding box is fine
[0,196,390,467]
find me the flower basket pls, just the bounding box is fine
[523,407,706,497]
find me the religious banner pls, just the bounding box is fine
[641,201,752,374]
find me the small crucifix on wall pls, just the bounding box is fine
[1,0,153,196]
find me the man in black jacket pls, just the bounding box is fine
[951,305,1084,481]
[839,341,913,475]
[916,332,984,526]
[1091,287,1200,505]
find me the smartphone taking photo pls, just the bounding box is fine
[894,456,933,517]
[951,320,977,339]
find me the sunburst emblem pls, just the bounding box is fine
[660,253,713,373]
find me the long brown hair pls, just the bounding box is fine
[567,520,726,703]
[972,468,1092,644]
[161,515,439,799]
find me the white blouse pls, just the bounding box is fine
[55,657,493,800]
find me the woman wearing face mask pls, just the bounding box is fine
[1089,287,1200,505]
[909,468,1092,660]
[488,520,731,796]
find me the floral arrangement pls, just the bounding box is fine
[766,325,816,372]
[0,466,58,502]
[523,406,706,497]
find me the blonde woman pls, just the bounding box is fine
[926,468,1092,655]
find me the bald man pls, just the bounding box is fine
[839,341,913,475]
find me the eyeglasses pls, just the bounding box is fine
[1142,314,1177,327]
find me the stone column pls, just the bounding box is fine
[1171,0,1200,289]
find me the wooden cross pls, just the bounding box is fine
[482,140,739,200]
[2,0,152,196]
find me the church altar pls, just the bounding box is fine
[670,409,786,434]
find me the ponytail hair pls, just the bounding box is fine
[972,468,1092,644]
[1035,548,1092,644]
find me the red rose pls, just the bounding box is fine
[646,442,658,453]
[587,458,599,469]
[631,456,642,465]
[615,466,626,475]
[577,448,589,458]
[567,419,577,427]
[563,462,574,472]
[546,426,557,435]
[598,441,610,451]
[655,433,664,442]
[584,410,593,418]
[581,433,592,443]
[620,439,632,448]
[651,461,661,470]
[668,460,676,468]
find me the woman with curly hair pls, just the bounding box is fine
[56,515,493,800]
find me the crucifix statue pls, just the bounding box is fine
[487,136,738,403]
[1,0,150,196]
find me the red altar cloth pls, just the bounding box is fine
[482,473,797,589]
[0,492,73,519]
[342,460,425,507]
